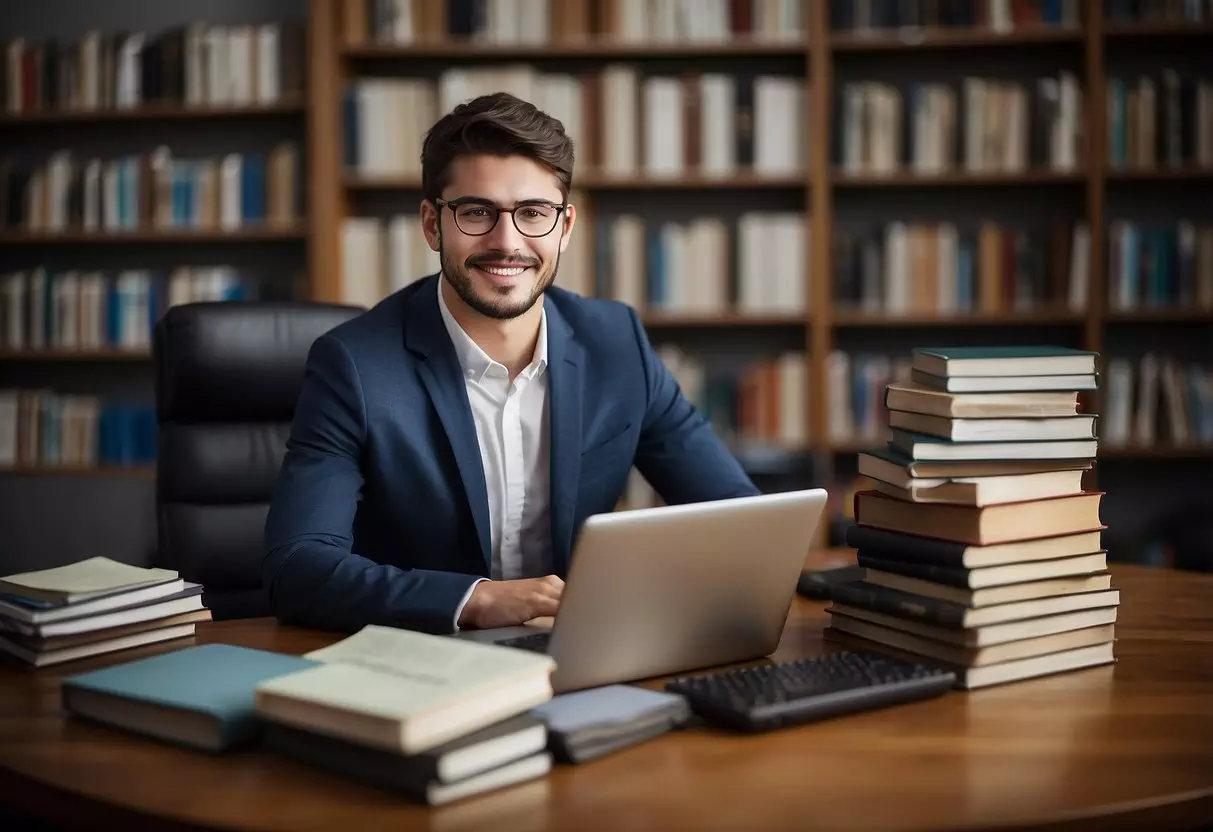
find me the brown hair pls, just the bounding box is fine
[421,92,575,203]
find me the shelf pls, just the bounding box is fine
[830,26,1082,51]
[1105,166,1213,181]
[833,169,1084,187]
[344,173,807,191]
[0,226,307,244]
[0,349,151,361]
[1104,309,1213,323]
[0,99,306,126]
[832,309,1085,326]
[0,466,155,478]
[642,312,805,328]
[341,39,806,59]
[1103,22,1213,38]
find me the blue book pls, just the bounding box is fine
[529,684,690,763]
[61,644,319,752]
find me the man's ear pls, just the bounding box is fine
[558,203,577,254]
[420,199,440,252]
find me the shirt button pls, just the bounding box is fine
[466,369,475,378]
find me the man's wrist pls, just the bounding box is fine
[453,578,489,631]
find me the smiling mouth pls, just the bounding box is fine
[475,264,529,277]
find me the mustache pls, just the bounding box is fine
[466,252,539,268]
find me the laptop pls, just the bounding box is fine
[455,488,828,692]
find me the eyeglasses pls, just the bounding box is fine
[435,197,567,238]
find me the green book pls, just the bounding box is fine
[61,644,320,752]
[911,346,1099,378]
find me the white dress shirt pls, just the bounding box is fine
[437,279,553,627]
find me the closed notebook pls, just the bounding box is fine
[0,557,179,606]
[61,644,321,752]
[530,684,690,763]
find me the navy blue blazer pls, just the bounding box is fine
[262,274,759,634]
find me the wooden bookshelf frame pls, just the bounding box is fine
[306,0,1213,469]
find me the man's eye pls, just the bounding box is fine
[464,208,490,218]
[521,208,542,219]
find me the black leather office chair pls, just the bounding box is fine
[153,301,363,620]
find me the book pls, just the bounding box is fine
[844,526,1104,569]
[828,615,1115,668]
[61,644,321,752]
[254,625,556,756]
[886,411,1098,443]
[866,468,1086,506]
[824,628,1116,690]
[831,604,1118,648]
[829,581,1120,626]
[889,429,1098,461]
[0,609,211,667]
[911,346,1098,378]
[883,381,1080,419]
[264,714,550,804]
[911,369,1099,393]
[529,684,691,763]
[0,557,179,606]
[0,584,206,638]
[857,445,1092,487]
[0,577,189,625]
[853,490,1105,545]
[858,552,1108,589]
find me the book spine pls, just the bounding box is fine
[830,582,966,628]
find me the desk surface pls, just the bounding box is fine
[0,561,1211,832]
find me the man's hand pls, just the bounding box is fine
[458,575,565,630]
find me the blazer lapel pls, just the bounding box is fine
[404,276,492,572]
[545,303,584,575]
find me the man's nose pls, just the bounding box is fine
[483,210,527,251]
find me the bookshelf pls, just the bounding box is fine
[0,0,311,577]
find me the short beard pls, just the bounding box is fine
[439,231,559,321]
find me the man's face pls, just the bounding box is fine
[421,154,576,321]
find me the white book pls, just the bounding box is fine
[219,154,243,230]
[699,75,735,177]
[256,25,280,104]
[643,77,684,178]
[601,65,638,176]
[611,215,645,308]
[254,625,555,756]
[205,26,228,106]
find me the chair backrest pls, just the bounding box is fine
[153,301,363,620]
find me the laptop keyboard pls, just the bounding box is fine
[495,632,552,653]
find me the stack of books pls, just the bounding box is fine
[0,557,208,667]
[253,625,556,805]
[825,346,1119,690]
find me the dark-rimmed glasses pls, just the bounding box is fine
[435,197,567,238]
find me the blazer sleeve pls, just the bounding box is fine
[626,307,761,504]
[262,333,482,634]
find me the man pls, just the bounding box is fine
[262,92,759,635]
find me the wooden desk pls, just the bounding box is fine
[1,562,1210,832]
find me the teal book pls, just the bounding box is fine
[61,643,319,753]
[911,346,1099,379]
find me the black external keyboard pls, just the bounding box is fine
[665,650,956,732]
[495,632,552,653]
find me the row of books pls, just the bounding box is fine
[1104,355,1213,447]
[0,391,155,470]
[658,345,809,449]
[0,266,251,353]
[835,74,1084,176]
[1107,73,1213,170]
[338,207,805,317]
[1104,0,1213,23]
[344,68,804,180]
[0,145,300,233]
[1106,221,1213,311]
[1,23,305,113]
[593,213,806,315]
[829,0,1082,30]
[833,222,1090,316]
[828,351,915,444]
[348,0,804,45]
[826,346,1115,690]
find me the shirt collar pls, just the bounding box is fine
[436,275,548,384]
